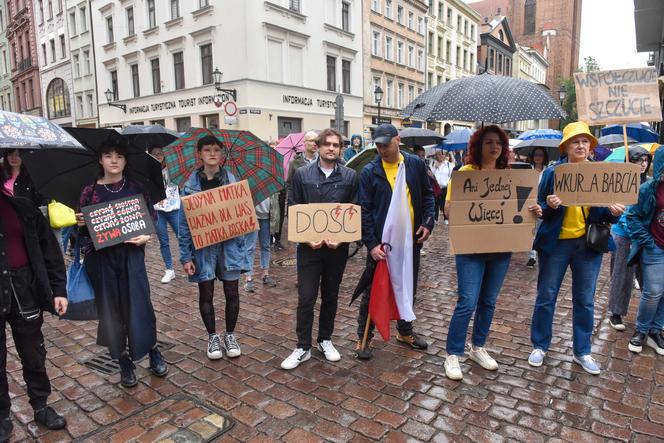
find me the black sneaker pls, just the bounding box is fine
[629,331,646,353]
[149,347,168,377]
[0,418,12,443]
[646,332,664,356]
[118,353,138,388]
[34,406,66,430]
[396,332,428,350]
[526,258,537,268]
[609,314,626,331]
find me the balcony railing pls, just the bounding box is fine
[15,57,32,73]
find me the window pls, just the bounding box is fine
[268,39,283,82]
[397,41,403,64]
[407,45,413,66]
[470,24,475,40]
[46,78,70,119]
[373,77,381,100]
[86,94,93,116]
[73,54,79,76]
[457,15,461,31]
[27,79,34,109]
[371,0,379,12]
[49,38,55,63]
[106,16,113,43]
[489,48,495,70]
[47,0,52,18]
[170,0,180,19]
[417,49,423,71]
[202,114,219,129]
[173,51,184,90]
[456,46,460,67]
[76,95,83,117]
[79,6,86,31]
[150,119,165,125]
[131,64,140,97]
[385,36,393,60]
[175,117,191,132]
[200,44,213,85]
[437,36,443,58]
[418,17,424,34]
[147,0,156,28]
[437,74,442,85]
[341,1,350,31]
[126,7,134,36]
[408,85,414,103]
[386,80,393,107]
[498,30,504,41]
[83,50,90,75]
[326,55,336,91]
[463,49,468,70]
[397,5,403,24]
[438,3,443,19]
[41,43,46,65]
[69,11,76,34]
[447,7,452,24]
[408,11,414,29]
[428,32,434,54]
[151,58,161,93]
[372,31,380,56]
[289,44,303,86]
[110,70,118,100]
[397,83,403,108]
[464,20,468,36]
[341,60,350,94]
[59,35,65,58]
[384,0,392,19]
[524,0,536,34]
[38,0,44,23]
[427,72,433,87]
[289,0,300,12]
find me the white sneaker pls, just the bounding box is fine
[281,348,311,370]
[161,269,176,283]
[528,349,546,367]
[207,334,224,360]
[444,220,449,225]
[444,355,463,380]
[224,333,242,358]
[317,340,341,362]
[468,345,498,370]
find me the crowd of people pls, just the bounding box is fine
[0,119,662,440]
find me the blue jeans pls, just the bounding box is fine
[637,244,664,334]
[446,252,512,355]
[531,237,603,356]
[156,210,180,270]
[246,219,271,277]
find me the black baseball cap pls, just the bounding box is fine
[373,124,398,145]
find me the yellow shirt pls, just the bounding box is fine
[382,155,414,228]
[445,164,479,201]
[558,206,588,239]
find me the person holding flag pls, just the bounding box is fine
[355,124,435,360]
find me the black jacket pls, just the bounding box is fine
[288,159,358,206]
[8,168,46,207]
[0,194,66,315]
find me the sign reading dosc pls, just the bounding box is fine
[288,203,361,243]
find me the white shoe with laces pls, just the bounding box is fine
[161,269,176,283]
[468,345,498,370]
[317,340,341,362]
[281,348,311,370]
[444,355,463,380]
[207,334,224,360]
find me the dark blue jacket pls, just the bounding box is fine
[359,152,435,251]
[533,156,619,255]
[627,148,664,265]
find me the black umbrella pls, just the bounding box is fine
[350,259,376,306]
[403,73,566,123]
[120,124,179,151]
[21,128,165,209]
[513,138,561,162]
[398,128,444,148]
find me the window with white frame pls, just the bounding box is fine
[147,0,156,28]
[106,16,113,43]
[373,77,381,100]
[59,35,66,59]
[372,31,380,56]
[86,94,93,117]
[200,43,213,85]
[408,85,414,103]
[83,50,90,75]
[69,12,76,35]
[289,0,300,12]
[76,95,83,117]
[397,41,403,64]
[384,0,392,19]
[408,11,414,29]
[386,80,393,107]
[397,83,403,108]
[341,1,350,31]
[417,49,423,71]
[407,45,413,67]
[397,5,403,24]
[268,39,284,83]
[173,51,185,90]
[371,0,379,12]
[170,0,180,19]
[385,35,393,60]
[418,17,424,34]
[79,6,86,31]
[341,59,350,93]
[126,7,134,36]
[289,45,303,86]
[326,55,336,91]
[73,53,79,77]
[131,64,140,97]
[151,58,161,93]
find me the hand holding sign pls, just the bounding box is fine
[288,203,362,244]
[554,163,640,206]
[82,195,155,250]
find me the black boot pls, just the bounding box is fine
[0,418,12,443]
[34,406,66,430]
[118,353,137,388]
[149,346,168,377]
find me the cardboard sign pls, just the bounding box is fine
[288,203,362,243]
[449,169,539,254]
[574,68,662,125]
[82,194,156,250]
[554,162,641,206]
[181,180,258,249]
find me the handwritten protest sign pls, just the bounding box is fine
[449,169,539,254]
[181,180,258,249]
[554,162,640,206]
[574,68,662,125]
[288,203,361,243]
[82,194,155,250]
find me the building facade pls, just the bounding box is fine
[66,0,96,127]
[362,0,428,131]
[477,15,516,76]
[514,43,548,131]
[35,0,75,126]
[0,1,13,111]
[91,0,364,141]
[6,0,42,115]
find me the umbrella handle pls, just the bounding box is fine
[360,313,372,351]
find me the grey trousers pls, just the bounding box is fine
[608,234,636,316]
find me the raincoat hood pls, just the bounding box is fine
[652,147,664,183]
[350,134,363,148]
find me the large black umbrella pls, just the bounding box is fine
[21,128,165,209]
[121,124,179,151]
[513,138,561,162]
[597,134,637,149]
[398,128,444,148]
[402,73,566,123]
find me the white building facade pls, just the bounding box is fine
[34,0,75,126]
[91,0,364,140]
[514,43,548,131]
[66,0,97,127]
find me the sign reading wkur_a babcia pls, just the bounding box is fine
[82,194,156,250]
[554,162,641,206]
[181,180,258,249]
[449,169,539,254]
[288,203,362,244]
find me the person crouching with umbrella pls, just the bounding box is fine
[178,136,251,361]
[0,172,69,440]
[75,140,168,388]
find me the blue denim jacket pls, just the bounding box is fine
[178,168,252,282]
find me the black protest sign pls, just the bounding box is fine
[82,194,155,250]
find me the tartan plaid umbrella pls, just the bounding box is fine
[163,128,285,204]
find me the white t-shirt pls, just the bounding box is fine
[320,167,334,178]
[432,161,453,188]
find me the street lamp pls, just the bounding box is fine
[213,67,237,102]
[104,88,126,113]
[374,85,384,122]
[557,85,567,129]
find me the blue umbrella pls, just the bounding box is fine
[601,123,659,143]
[441,128,473,151]
[604,145,649,163]
[518,129,562,140]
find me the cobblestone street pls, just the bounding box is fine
[5,224,664,442]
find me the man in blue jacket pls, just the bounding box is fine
[356,124,435,359]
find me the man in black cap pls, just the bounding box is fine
[356,124,435,359]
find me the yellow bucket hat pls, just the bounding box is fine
[559,121,598,153]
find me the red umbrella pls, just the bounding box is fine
[276,132,306,179]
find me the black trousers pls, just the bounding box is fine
[356,246,421,340]
[296,244,349,350]
[273,190,287,243]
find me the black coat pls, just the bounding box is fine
[288,160,358,206]
[0,194,66,315]
[10,169,45,207]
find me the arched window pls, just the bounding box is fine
[46,78,70,119]
[524,0,536,34]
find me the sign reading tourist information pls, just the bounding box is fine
[181,180,258,249]
[554,162,641,206]
[449,169,539,254]
[574,68,663,125]
[82,195,155,250]
[288,203,362,244]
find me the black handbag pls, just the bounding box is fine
[582,208,611,253]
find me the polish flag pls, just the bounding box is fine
[369,162,415,341]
